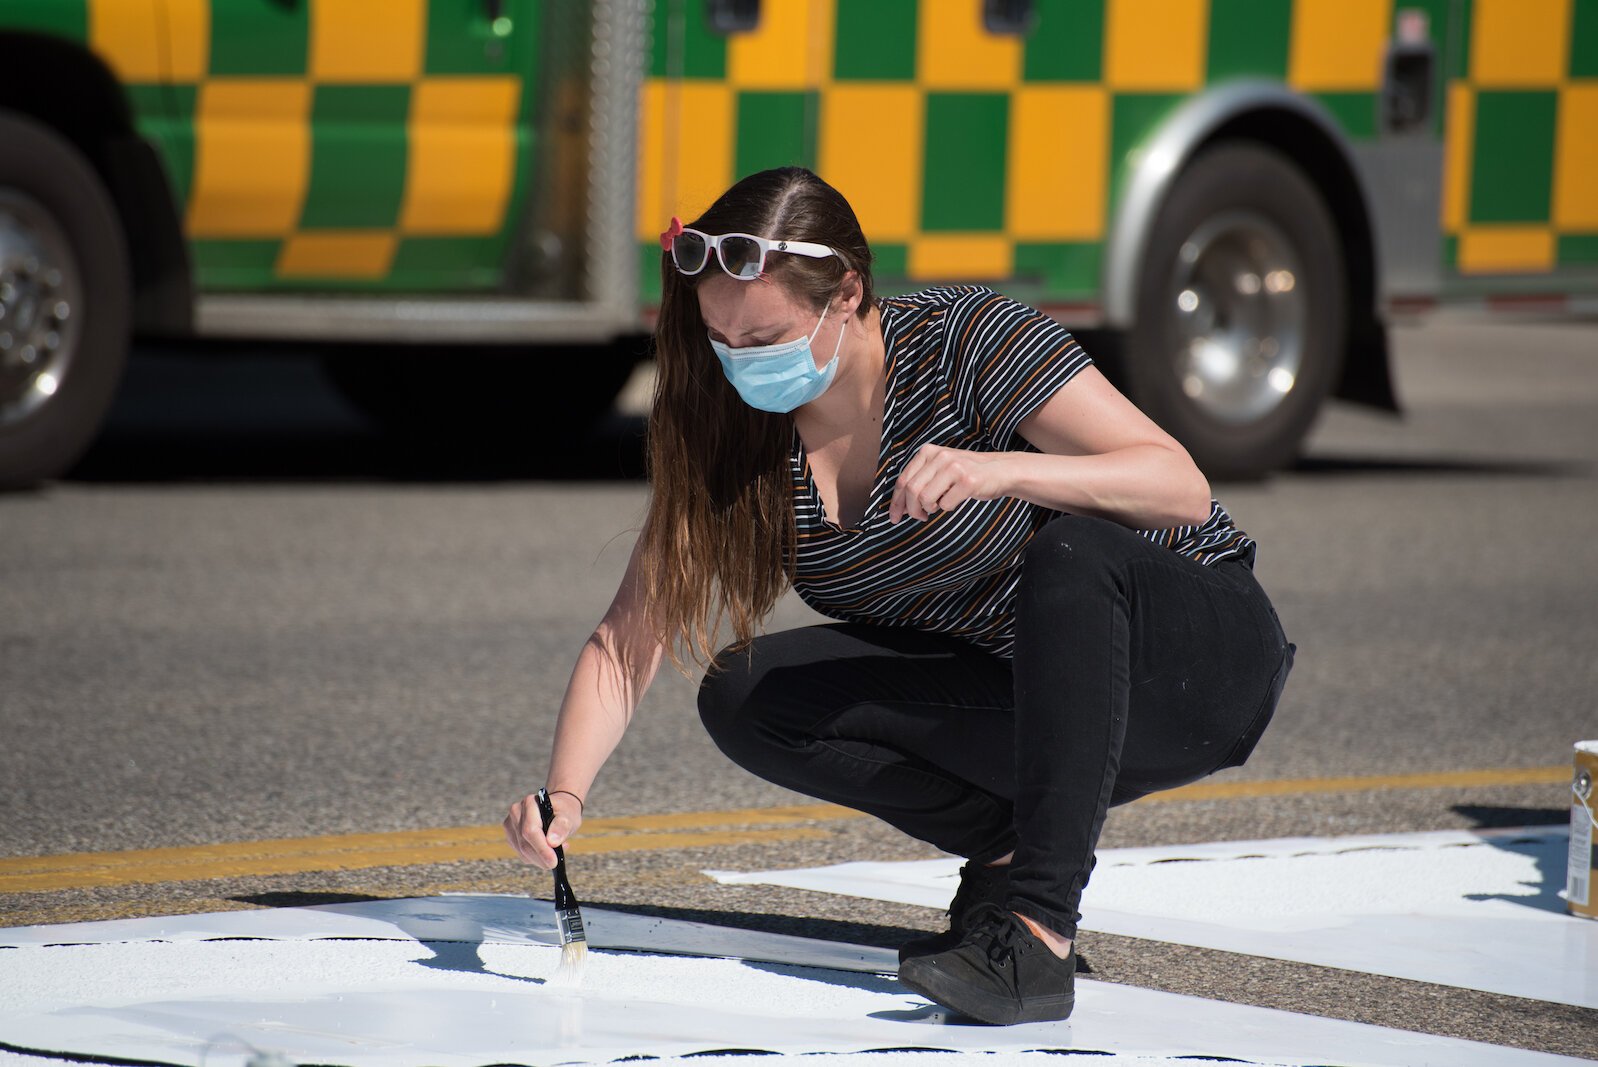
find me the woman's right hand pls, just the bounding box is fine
[502,790,584,870]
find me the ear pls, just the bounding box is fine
[835,270,864,316]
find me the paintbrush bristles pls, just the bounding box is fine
[551,939,588,987]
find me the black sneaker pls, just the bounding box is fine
[897,902,1076,1025]
[898,860,1010,964]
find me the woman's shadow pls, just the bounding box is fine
[232,890,548,985]
[1454,805,1575,915]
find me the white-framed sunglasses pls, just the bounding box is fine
[670,227,838,280]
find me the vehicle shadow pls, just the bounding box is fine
[65,345,1586,486]
[1291,454,1589,478]
[63,346,649,485]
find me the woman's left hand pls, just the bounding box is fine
[889,444,1012,523]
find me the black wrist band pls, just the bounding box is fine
[547,789,585,813]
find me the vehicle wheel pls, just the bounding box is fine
[321,342,643,453]
[0,110,132,488]
[1124,141,1345,480]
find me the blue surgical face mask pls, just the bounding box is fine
[710,303,845,413]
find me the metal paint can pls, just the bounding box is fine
[1568,741,1598,919]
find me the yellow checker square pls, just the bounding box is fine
[819,85,923,242]
[729,0,834,88]
[1554,83,1598,229]
[89,0,162,82]
[277,232,397,279]
[401,77,521,235]
[657,82,737,224]
[1008,86,1108,241]
[637,80,670,241]
[1104,0,1206,92]
[919,0,1021,90]
[311,0,425,83]
[187,79,311,238]
[1458,226,1555,272]
[1442,82,1474,232]
[1471,0,1570,87]
[910,234,1012,280]
[1289,0,1391,92]
[165,0,209,81]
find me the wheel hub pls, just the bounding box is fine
[0,189,80,427]
[1168,210,1306,425]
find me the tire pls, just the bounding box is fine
[1124,142,1345,480]
[321,341,643,458]
[0,110,132,489]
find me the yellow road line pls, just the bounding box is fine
[1137,765,1569,803]
[0,767,1566,895]
[0,827,835,894]
[0,803,862,879]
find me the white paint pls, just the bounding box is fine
[0,1047,1382,1067]
[709,826,1598,1009]
[1,917,1588,1067]
[3,828,1591,1066]
[0,894,895,974]
[650,1056,1263,1067]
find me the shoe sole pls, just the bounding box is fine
[898,958,1074,1026]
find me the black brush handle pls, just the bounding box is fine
[534,788,564,863]
[534,788,580,911]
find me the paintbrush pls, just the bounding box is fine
[534,787,588,986]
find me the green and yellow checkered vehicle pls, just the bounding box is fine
[0,0,1593,485]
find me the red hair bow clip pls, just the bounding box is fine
[659,215,684,251]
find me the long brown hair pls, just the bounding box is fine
[639,167,875,670]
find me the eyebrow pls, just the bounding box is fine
[707,321,783,344]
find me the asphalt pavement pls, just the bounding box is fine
[1,313,1594,1058]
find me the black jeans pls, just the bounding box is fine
[698,514,1295,940]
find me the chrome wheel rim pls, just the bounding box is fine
[1166,210,1306,425]
[0,189,81,428]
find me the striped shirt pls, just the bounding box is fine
[790,285,1255,658]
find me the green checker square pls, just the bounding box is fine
[1207,0,1290,82]
[276,273,393,294]
[921,93,1008,232]
[424,0,536,74]
[872,242,909,281]
[1469,90,1557,224]
[207,0,308,76]
[735,91,817,176]
[650,0,727,79]
[391,236,509,289]
[1442,233,1459,269]
[122,82,168,130]
[122,83,196,220]
[834,0,917,80]
[639,243,665,305]
[191,239,282,289]
[1451,0,1474,80]
[1311,92,1377,140]
[1557,233,1598,265]
[299,85,410,230]
[3,1,87,40]
[154,83,199,214]
[1014,241,1100,296]
[1571,0,1598,77]
[1024,0,1104,82]
[1109,93,1182,214]
[649,0,668,77]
